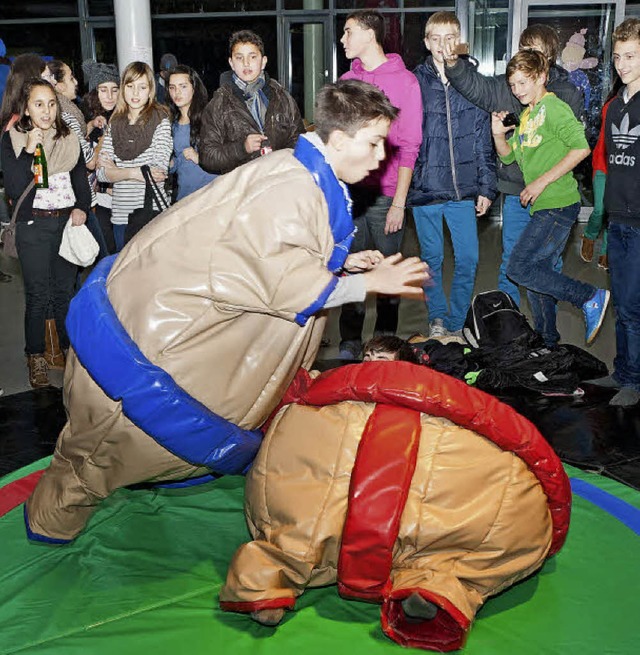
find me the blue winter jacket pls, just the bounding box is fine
[408,56,497,207]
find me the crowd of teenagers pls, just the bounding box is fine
[0,10,639,408]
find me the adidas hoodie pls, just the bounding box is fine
[604,87,640,225]
[341,53,422,197]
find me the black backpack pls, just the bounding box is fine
[463,290,539,349]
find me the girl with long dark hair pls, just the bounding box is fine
[0,79,91,387]
[167,64,216,200]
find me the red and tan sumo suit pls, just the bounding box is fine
[220,362,572,652]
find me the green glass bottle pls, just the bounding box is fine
[34,143,48,189]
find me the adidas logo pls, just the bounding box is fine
[612,114,640,150]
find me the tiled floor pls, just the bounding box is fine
[1,214,639,488]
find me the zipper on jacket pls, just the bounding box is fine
[444,83,461,201]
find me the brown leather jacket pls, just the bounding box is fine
[200,71,305,174]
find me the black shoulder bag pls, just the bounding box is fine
[124,165,170,245]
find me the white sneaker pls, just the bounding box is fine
[429,319,447,338]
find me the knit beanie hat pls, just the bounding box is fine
[82,60,120,92]
[160,53,178,72]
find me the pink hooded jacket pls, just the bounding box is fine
[341,53,422,197]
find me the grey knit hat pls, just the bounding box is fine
[82,60,120,92]
[160,53,178,71]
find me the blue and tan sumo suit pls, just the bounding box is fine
[25,135,355,543]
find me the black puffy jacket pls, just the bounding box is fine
[408,57,497,207]
[444,57,584,195]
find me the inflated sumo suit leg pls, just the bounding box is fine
[25,136,358,543]
[220,363,572,652]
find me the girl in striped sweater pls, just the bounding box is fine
[97,61,172,251]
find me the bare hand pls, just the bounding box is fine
[520,178,547,207]
[344,249,384,273]
[385,205,405,235]
[183,147,199,164]
[70,208,87,226]
[491,111,512,137]
[443,36,460,66]
[475,196,492,216]
[149,166,167,183]
[88,115,107,131]
[364,253,430,299]
[245,133,267,154]
[26,128,45,153]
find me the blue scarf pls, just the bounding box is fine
[233,72,268,132]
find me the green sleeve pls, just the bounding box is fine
[552,99,589,150]
[499,136,517,165]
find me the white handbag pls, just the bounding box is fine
[58,218,100,267]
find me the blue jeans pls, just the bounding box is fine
[113,224,127,252]
[413,200,478,332]
[501,194,563,306]
[608,223,640,391]
[507,203,595,347]
[339,190,404,346]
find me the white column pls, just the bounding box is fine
[114,0,154,72]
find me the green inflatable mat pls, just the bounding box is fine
[0,459,638,655]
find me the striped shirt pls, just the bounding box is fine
[62,111,97,207]
[96,118,172,225]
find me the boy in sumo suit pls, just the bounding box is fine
[25,80,429,544]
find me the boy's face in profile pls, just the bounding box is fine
[229,42,267,84]
[341,18,372,61]
[331,117,390,184]
[613,38,640,93]
[425,23,460,65]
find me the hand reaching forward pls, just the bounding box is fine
[344,249,384,273]
[363,253,429,299]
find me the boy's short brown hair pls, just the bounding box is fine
[363,335,418,363]
[346,9,385,47]
[424,11,461,38]
[229,29,265,57]
[314,79,398,144]
[506,49,549,83]
[613,18,640,45]
[519,24,560,62]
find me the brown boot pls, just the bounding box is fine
[597,253,609,270]
[27,354,50,388]
[580,236,595,263]
[44,319,65,370]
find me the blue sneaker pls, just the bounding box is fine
[582,288,610,344]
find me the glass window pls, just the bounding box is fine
[150,1,276,13]
[0,22,82,73]
[94,28,118,67]
[470,0,510,76]
[284,0,328,8]
[151,16,277,92]
[0,1,79,19]
[88,1,115,17]
[337,0,452,9]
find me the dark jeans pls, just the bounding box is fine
[86,208,109,260]
[16,212,77,354]
[506,203,595,347]
[608,222,640,391]
[339,189,404,346]
[95,204,117,256]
